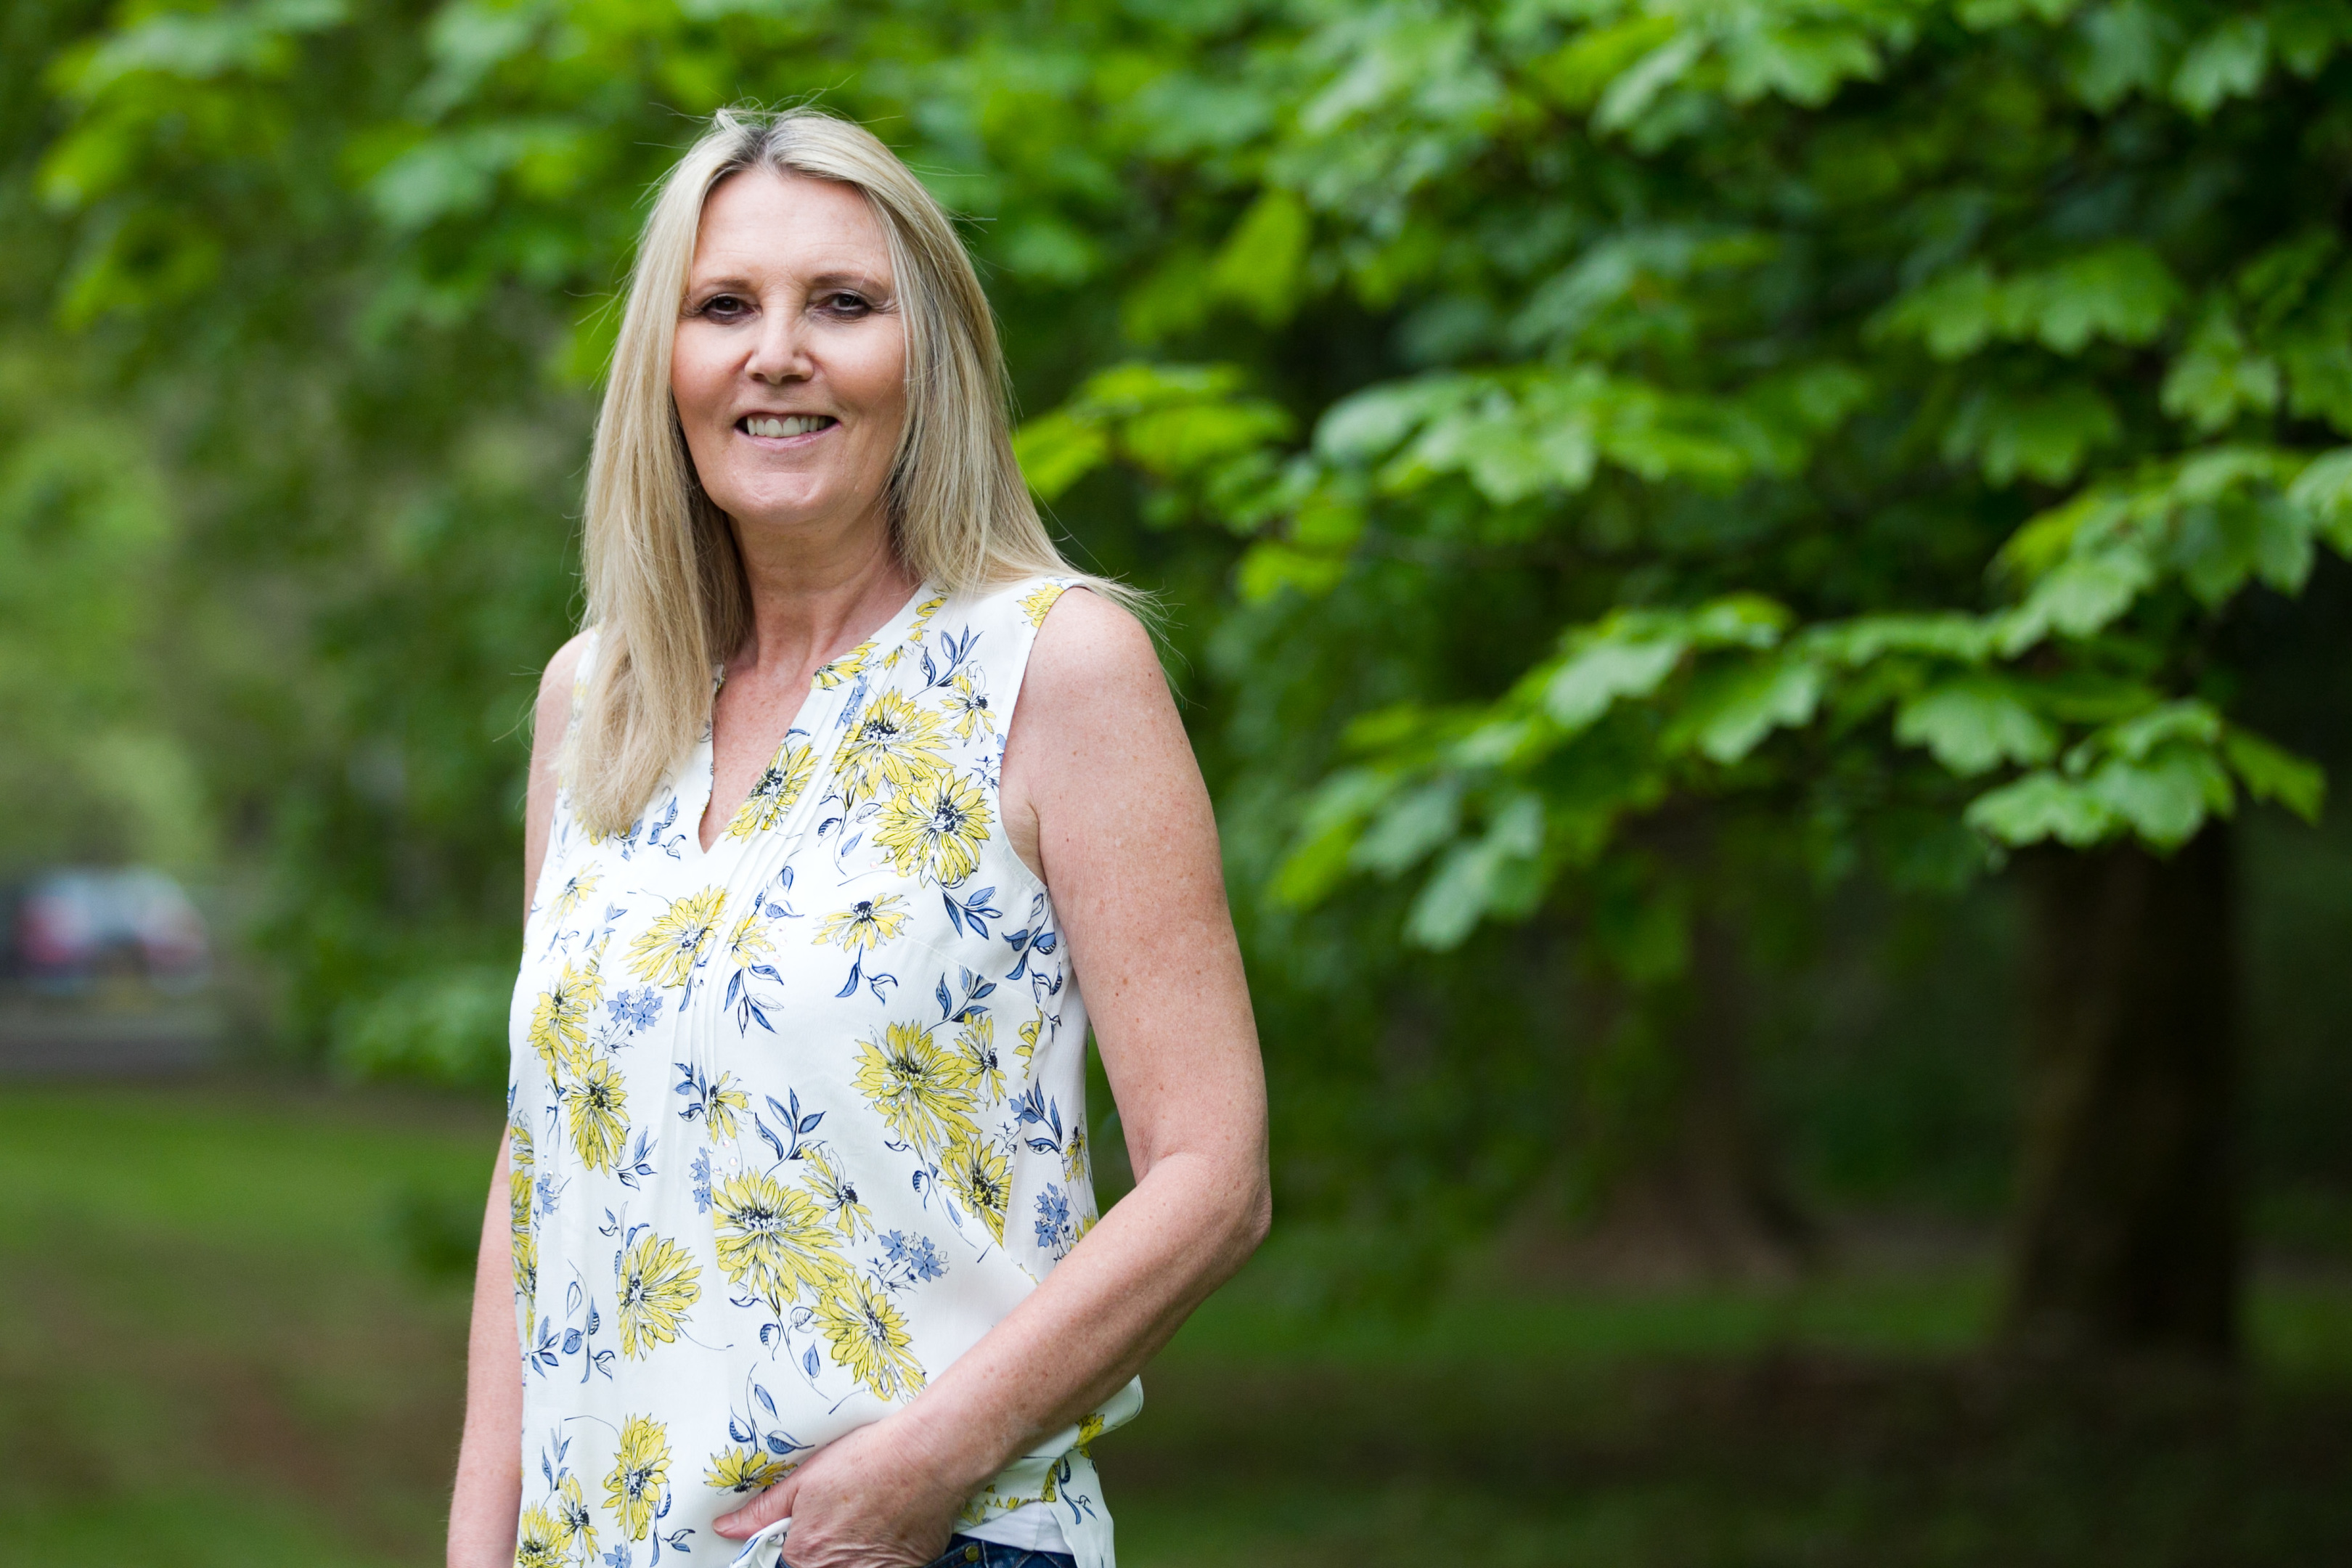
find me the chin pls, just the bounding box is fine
[716,484,849,529]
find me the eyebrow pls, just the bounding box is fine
[685,269,891,293]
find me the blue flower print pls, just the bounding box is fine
[608,986,662,1033]
[1034,1185,1078,1259]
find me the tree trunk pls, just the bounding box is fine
[1543,908,1818,1285]
[2006,825,2241,1362]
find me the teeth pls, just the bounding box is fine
[744,415,831,438]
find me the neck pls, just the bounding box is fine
[726,502,921,677]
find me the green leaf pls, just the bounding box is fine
[1532,13,1681,110]
[1943,382,2120,485]
[2171,494,2314,604]
[2171,16,2269,115]
[2020,243,2184,352]
[1315,376,1479,464]
[1720,20,1884,107]
[1686,595,1794,648]
[2092,699,2223,763]
[1543,634,1687,730]
[1871,261,2001,357]
[2281,338,2352,434]
[1013,411,1111,502]
[1351,779,1464,875]
[2222,727,2326,822]
[2085,749,2232,847]
[1874,245,2183,360]
[2070,0,2178,110]
[2163,306,2282,433]
[1996,548,2156,652]
[1672,656,1824,763]
[2285,446,2352,554]
[1237,541,1349,602]
[1122,401,1292,477]
[1965,771,2120,846]
[1209,188,1310,325]
[1807,613,1997,666]
[1405,793,1545,950]
[1593,32,1707,133]
[1895,682,2059,775]
[1272,768,1397,907]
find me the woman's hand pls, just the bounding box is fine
[712,1414,967,1568]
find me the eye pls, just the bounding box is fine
[818,291,873,318]
[692,293,751,320]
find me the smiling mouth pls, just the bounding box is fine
[739,415,837,438]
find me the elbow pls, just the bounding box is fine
[1231,1164,1273,1265]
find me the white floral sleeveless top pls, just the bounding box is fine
[505,577,1139,1568]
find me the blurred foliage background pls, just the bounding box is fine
[4,0,2352,1561]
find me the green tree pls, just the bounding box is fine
[23,0,2352,1358]
[1027,0,2352,1356]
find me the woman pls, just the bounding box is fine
[446,108,1270,1568]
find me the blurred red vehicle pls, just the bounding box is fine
[9,868,211,992]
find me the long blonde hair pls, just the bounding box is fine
[567,106,1116,835]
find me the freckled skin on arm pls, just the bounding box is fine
[708,589,1273,1566]
[446,634,589,1568]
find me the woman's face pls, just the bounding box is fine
[671,170,907,544]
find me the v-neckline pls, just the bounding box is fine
[691,581,936,857]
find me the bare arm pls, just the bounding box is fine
[448,634,589,1568]
[714,591,1271,1564]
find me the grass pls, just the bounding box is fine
[1,1081,2347,1567]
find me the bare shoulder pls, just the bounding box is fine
[1018,584,1168,724]
[531,630,595,764]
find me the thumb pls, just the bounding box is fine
[714,1470,799,1538]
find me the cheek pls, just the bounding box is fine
[840,324,909,425]
[669,330,728,425]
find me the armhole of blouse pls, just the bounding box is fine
[568,626,602,734]
[990,577,1079,745]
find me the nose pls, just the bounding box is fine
[744,300,812,386]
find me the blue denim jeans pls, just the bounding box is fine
[922,1538,1076,1568]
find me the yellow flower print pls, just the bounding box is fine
[811,639,875,690]
[701,1070,751,1141]
[1016,1016,1043,1067]
[726,911,774,970]
[725,737,816,840]
[814,1270,926,1402]
[1018,582,1067,627]
[873,770,992,887]
[954,1015,1005,1103]
[852,1021,979,1155]
[547,867,601,922]
[812,894,910,952]
[603,1414,671,1543]
[711,1171,847,1311]
[878,595,948,670]
[941,1133,1010,1245]
[616,1230,701,1358]
[801,1142,874,1240]
[626,886,727,990]
[528,960,600,1078]
[704,1445,791,1497]
[1063,1122,1090,1188]
[835,690,950,803]
[509,1123,537,1306]
[514,1503,568,1568]
[1076,1410,1106,1457]
[941,670,995,740]
[563,1051,629,1173]
[554,1471,597,1561]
